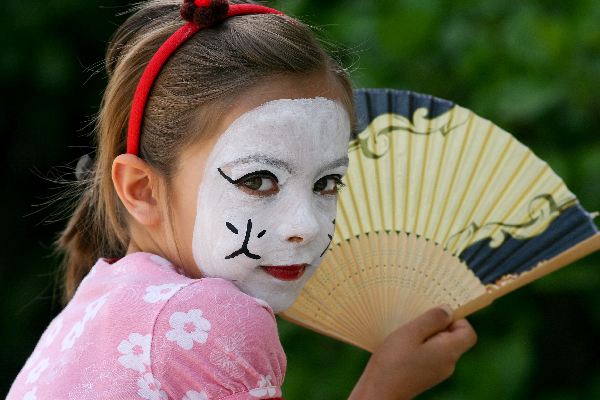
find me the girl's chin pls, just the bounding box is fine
[269,300,296,314]
[246,287,303,314]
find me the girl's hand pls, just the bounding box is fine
[349,306,477,400]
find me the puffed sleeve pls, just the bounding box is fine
[150,278,286,400]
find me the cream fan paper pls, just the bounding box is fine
[340,106,576,252]
[281,89,600,352]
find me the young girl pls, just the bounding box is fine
[8,0,476,398]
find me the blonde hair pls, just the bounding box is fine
[57,0,355,301]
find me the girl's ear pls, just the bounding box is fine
[112,154,163,226]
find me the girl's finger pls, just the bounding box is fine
[427,318,478,353]
[404,305,454,342]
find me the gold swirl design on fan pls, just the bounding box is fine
[348,108,469,159]
[339,105,578,255]
[446,194,578,251]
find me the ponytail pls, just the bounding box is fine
[56,164,127,302]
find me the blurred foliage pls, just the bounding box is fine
[1,0,599,398]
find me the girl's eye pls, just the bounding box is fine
[236,171,279,197]
[314,175,345,195]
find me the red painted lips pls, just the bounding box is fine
[261,264,307,281]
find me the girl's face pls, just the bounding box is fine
[168,73,351,313]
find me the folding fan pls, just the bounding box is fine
[280,89,600,352]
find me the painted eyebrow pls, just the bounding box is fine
[223,154,349,177]
[224,154,294,174]
[316,156,350,177]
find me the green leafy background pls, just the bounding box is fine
[1,0,599,398]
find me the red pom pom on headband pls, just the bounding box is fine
[181,0,229,26]
[126,0,284,155]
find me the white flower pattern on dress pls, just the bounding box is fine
[137,372,168,400]
[61,320,84,351]
[209,332,246,378]
[166,309,211,350]
[60,294,109,352]
[42,317,63,347]
[84,293,110,322]
[26,358,49,384]
[249,375,277,398]
[117,333,151,373]
[143,284,186,304]
[182,390,208,400]
[22,387,37,400]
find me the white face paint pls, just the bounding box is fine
[192,97,350,313]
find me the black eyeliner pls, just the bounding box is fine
[326,174,345,186]
[217,167,236,184]
[236,170,279,184]
[314,174,346,193]
[217,167,278,185]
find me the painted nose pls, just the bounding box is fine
[278,202,321,244]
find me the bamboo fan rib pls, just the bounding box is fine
[280,89,600,353]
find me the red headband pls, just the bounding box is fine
[126,0,284,155]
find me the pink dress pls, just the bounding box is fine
[7,252,286,400]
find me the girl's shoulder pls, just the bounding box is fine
[78,251,275,314]
[79,252,281,343]
[106,251,277,316]
[8,253,286,400]
[108,253,287,398]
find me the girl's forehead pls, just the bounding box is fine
[210,97,351,160]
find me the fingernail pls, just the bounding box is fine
[441,304,453,318]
